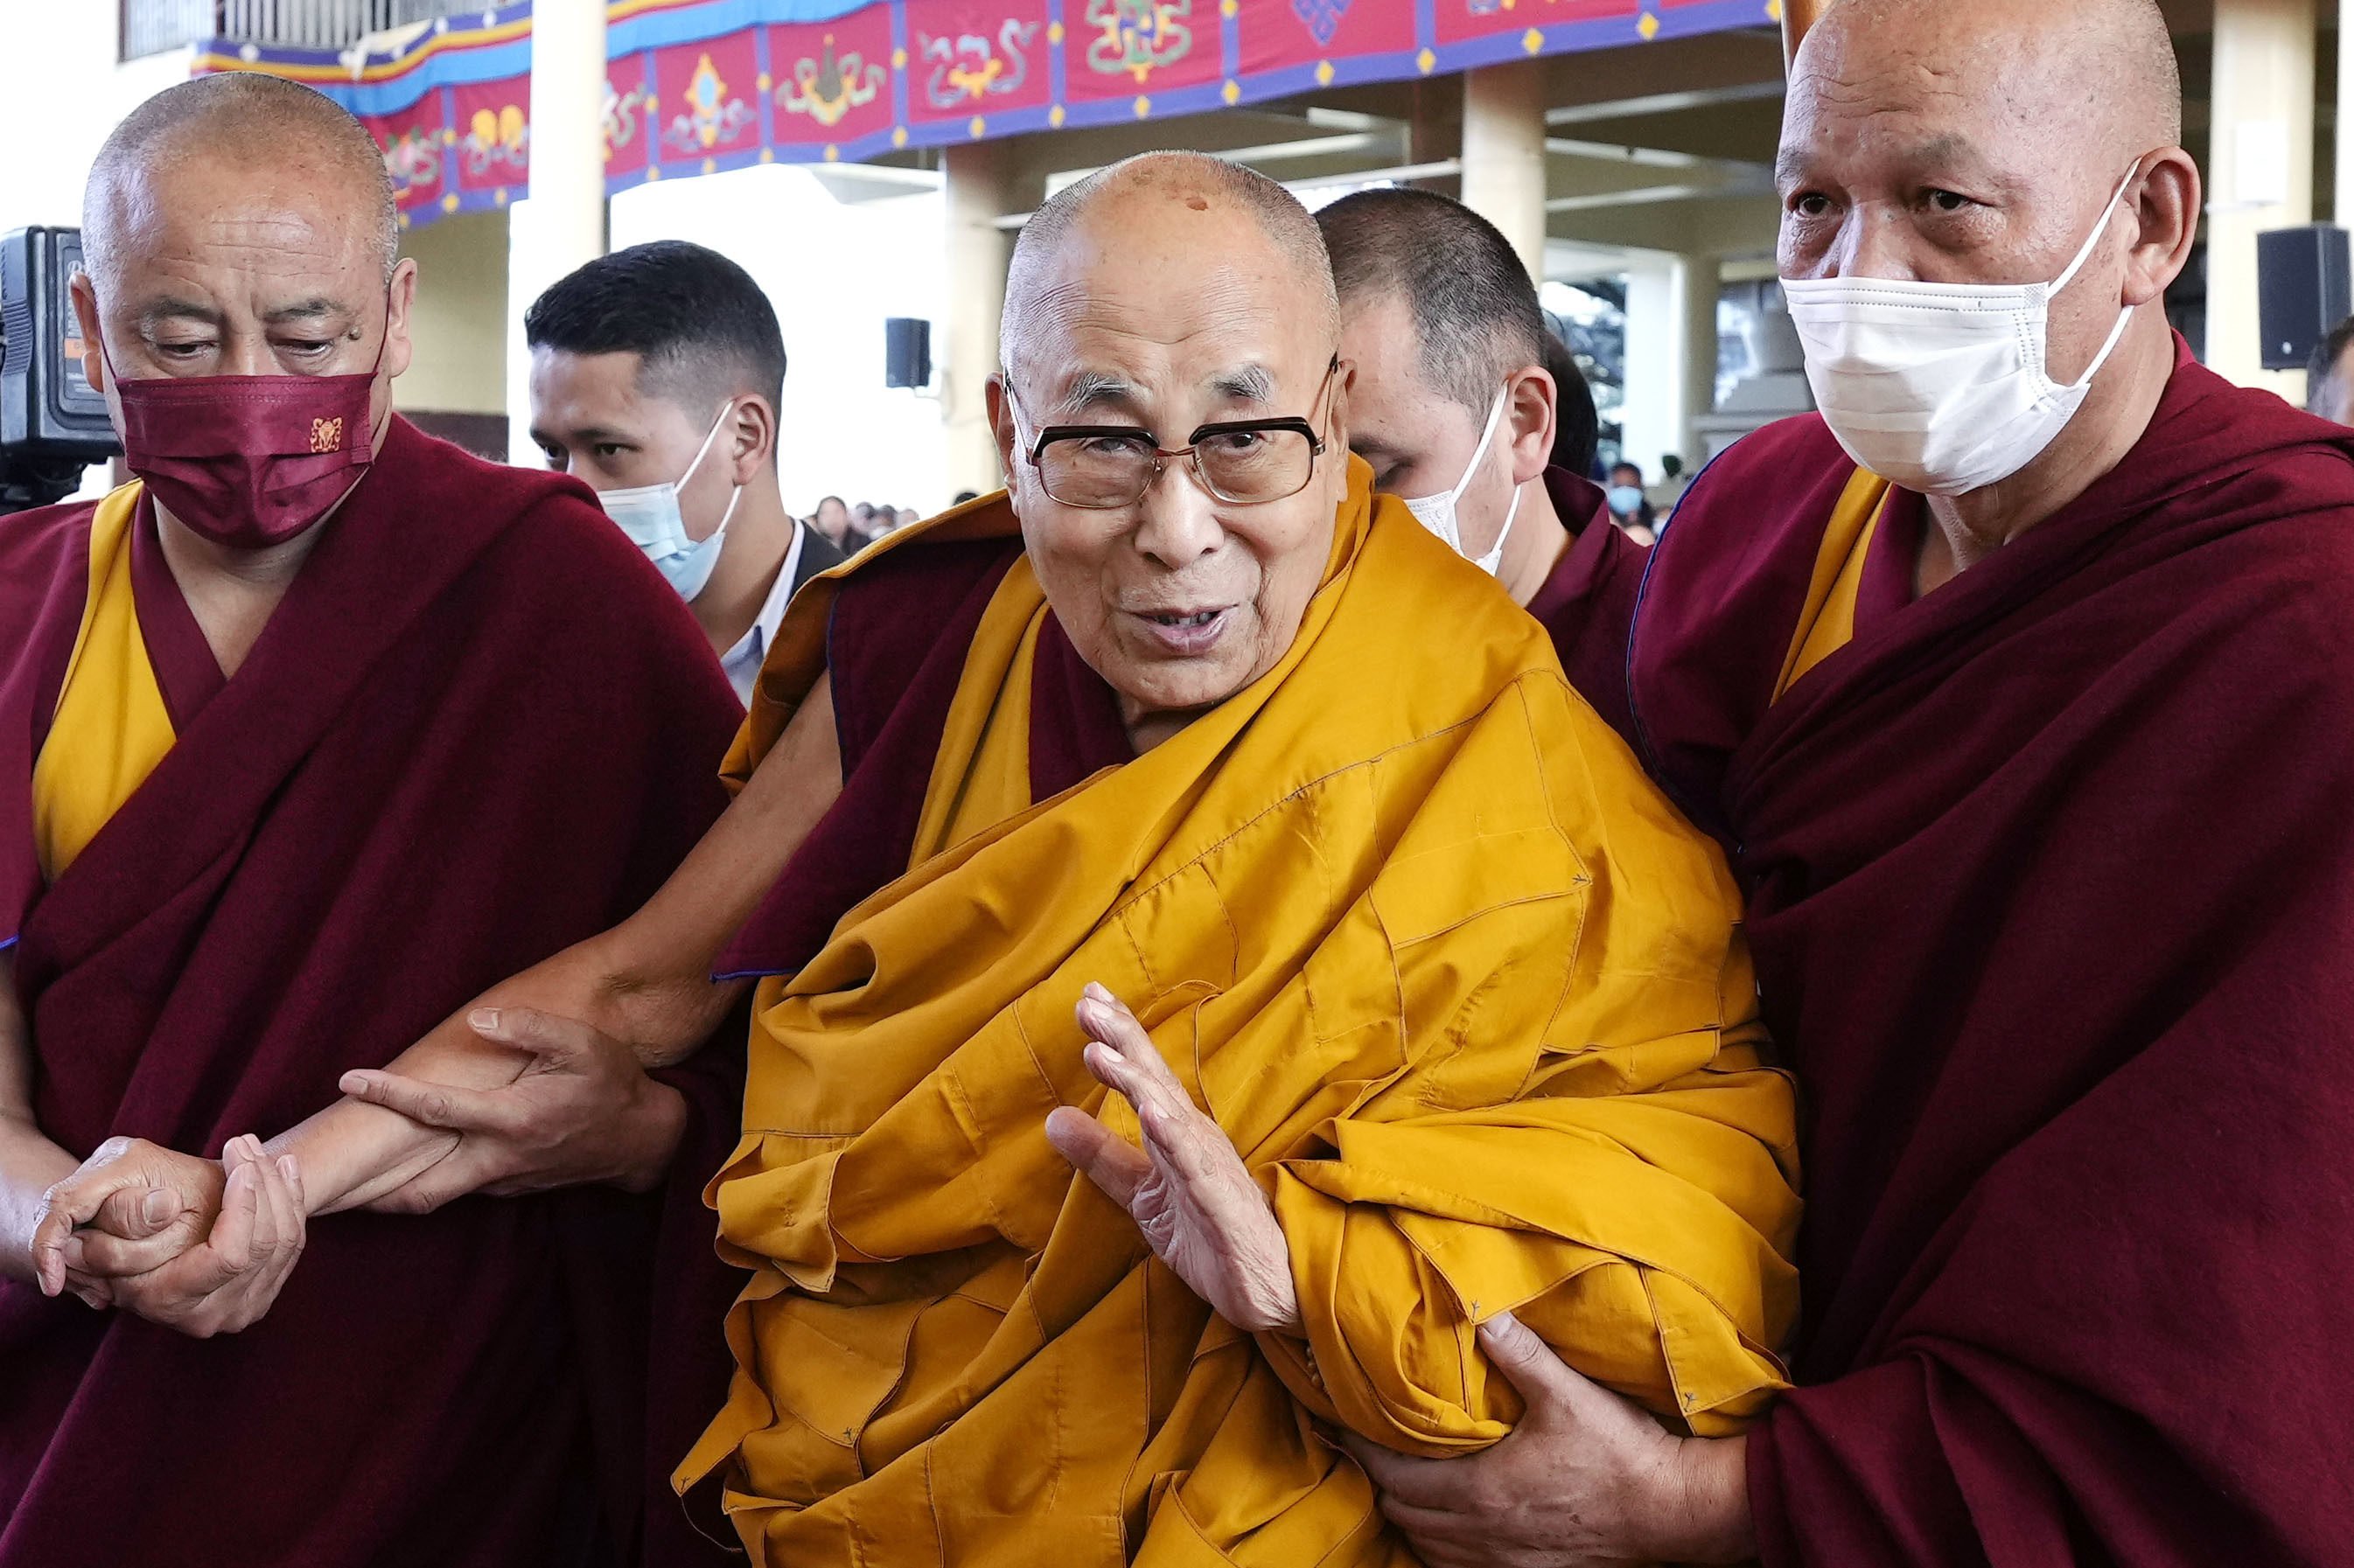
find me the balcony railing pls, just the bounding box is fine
[121,0,488,59]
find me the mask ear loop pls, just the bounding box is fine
[678,401,740,492]
[1448,385,1512,506]
[2049,164,2145,393]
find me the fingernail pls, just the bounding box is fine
[469,1007,499,1032]
[142,1189,172,1227]
[339,1072,370,1095]
[277,1156,298,1183]
[1082,982,1114,1004]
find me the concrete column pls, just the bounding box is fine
[1617,257,1680,482]
[1780,0,1834,67]
[506,0,609,463]
[2207,0,2316,400]
[2337,0,2354,223]
[1678,252,1720,472]
[944,141,1016,497]
[1460,61,1548,280]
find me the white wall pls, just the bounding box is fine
[0,9,193,498]
[608,164,952,517]
[0,12,192,231]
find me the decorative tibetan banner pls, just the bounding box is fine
[193,0,1773,231]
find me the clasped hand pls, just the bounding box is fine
[28,1134,306,1337]
[337,1006,687,1214]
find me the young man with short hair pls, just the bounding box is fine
[527,241,845,705]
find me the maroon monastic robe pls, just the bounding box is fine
[0,419,744,1566]
[1540,340,2354,1564]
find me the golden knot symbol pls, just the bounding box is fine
[309,416,345,454]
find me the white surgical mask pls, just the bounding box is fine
[1783,167,2139,496]
[597,403,743,603]
[1403,385,1521,575]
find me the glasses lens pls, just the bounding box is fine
[1196,428,1314,503]
[1040,432,1157,507]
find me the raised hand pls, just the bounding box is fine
[34,1136,307,1337]
[1043,983,1300,1334]
[337,1006,688,1215]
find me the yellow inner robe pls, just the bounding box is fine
[31,482,173,883]
[1775,469,1896,702]
[681,466,1803,1566]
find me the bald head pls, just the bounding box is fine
[85,73,397,290]
[1002,151,1338,387]
[1778,0,2195,299]
[1798,0,2180,161]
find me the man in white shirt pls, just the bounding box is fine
[526,240,846,704]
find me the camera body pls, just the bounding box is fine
[1,226,119,515]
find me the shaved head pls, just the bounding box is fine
[1798,0,2181,159]
[85,72,397,290]
[1002,151,1338,387]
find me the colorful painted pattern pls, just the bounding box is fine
[191,0,1771,229]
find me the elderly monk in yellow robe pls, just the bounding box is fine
[250,150,1796,1565]
[650,152,1799,1565]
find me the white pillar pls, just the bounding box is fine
[506,1,609,463]
[1618,256,1686,483]
[1460,62,1548,280]
[944,142,1016,497]
[2207,0,2316,400]
[1677,252,1719,473]
[2337,0,2354,224]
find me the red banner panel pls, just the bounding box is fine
[654,33,764,163]
[1240,0,1414,72]
[1061,0,1221,103]
[1434,0,1641,48]
[769,11,898,147]
[451,78,530,193]
[905,0,1053,127]
[370,101,448,219]
[604,52,655,181]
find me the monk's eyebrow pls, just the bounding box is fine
[262,297,353,325]
[140,296,224,329]
[1055,371,1143,420]
[1208,365,1275,404]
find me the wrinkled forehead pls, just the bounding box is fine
[1781,21,2070,183]
[95,152,387,304]
[1009,235,1332,421]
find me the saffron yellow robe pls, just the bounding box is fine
[31,483,174,882]
[681,465,1802,1565]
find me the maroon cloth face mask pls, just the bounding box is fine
[107,327,385,550]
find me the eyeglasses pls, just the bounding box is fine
[1013,359,1339,510]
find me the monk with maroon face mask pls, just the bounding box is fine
[1337,1,2354,1564]
[0,74,743,1565]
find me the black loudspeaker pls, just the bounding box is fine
[2257,224,2351,372]
[884,317,933,389]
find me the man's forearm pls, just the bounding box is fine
[262,1009,530,1214]
[0,1113,81,1285]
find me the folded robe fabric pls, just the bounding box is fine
[679,464,1802,1565]
[0,421,745,1567]
[1541,339,2354,1565]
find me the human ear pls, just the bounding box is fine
[730,395,779,481]
[987,374,1020,491]
[2123,149,2199,308]
[381,258,419,381]
[1503,365,1557,486]
[67,272,108,399]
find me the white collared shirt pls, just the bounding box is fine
[718,526,807,707]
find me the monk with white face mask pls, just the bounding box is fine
[1339,3,2354,1565]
